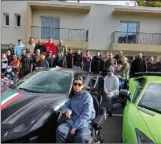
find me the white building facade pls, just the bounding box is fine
[1,1,161,57]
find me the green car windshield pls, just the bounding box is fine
[12,71,72,93]
[138,83,161,114]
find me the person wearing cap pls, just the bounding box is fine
[104,66,119,117]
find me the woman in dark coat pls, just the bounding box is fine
[66,49,73,69]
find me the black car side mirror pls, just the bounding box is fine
[85,86,96,92]
[119,89,131,101]
[85,86,91,91]
[91,87,96,92]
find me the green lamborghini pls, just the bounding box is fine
[121,72,161,143]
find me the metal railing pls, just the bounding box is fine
[111,31,161,45]
[31,26,88,42]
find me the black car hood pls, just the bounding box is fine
[1,88,68,125]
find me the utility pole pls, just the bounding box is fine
[78,0,80,3]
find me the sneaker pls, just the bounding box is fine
[108,111,112,117]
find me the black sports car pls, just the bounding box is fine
[1,67,104,143]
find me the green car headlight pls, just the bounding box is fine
[135,128,154,143]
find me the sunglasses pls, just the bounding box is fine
[73,82,82,87]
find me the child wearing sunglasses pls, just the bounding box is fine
[56,77,96,143]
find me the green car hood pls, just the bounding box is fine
[138,107,161,143]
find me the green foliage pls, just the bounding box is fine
[137,0,161,7]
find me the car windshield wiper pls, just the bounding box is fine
[139,105,161,114]
[17,87,42,93]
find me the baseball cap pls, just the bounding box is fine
[107,66,115,72]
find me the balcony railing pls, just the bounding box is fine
[31,26,88,42]
[111,31,161,45]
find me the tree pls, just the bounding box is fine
[137,0,161,7]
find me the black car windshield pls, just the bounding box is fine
[15,71,72,93]
[139,83,161,114]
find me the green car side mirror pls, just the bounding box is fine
[119,89,131,101]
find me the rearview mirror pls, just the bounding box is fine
[119,89,131,101]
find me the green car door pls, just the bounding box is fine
[122,76,161,143]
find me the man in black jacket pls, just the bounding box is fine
[130,53,147,77]
[19,50,33,78]
[73,50,83,70]
[147,57,155,72]
[34,40,46,54]
[155,57,161,72]
[91,51,103,74]
[8,43,15,56]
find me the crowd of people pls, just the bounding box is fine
[1,37,161,83]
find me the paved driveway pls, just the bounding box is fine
[101,96,123,143]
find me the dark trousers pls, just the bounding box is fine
[19,69,30,78]
[1,68,6,74]
[56,123,91,143]
[83,63,90,72]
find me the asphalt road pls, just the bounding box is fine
[101,96,123,143]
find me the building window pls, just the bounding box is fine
[118,22,139,44]
[3,13,9,26]
[40,17,60,40]
[15,14,21,27]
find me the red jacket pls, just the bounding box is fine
[44,42,58,55]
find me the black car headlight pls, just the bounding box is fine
[5,109,45,136]
[135,128,154,143]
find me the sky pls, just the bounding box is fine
[67,1,136,6]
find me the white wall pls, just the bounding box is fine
[1,1,28,45]
[1,1,91,45]
[1,1,161,50]
[89,4,161,50]
[32,9,91,41]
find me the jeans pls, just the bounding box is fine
[106,94,118,111]
[56,123,91,143]
[83,63,90,72]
